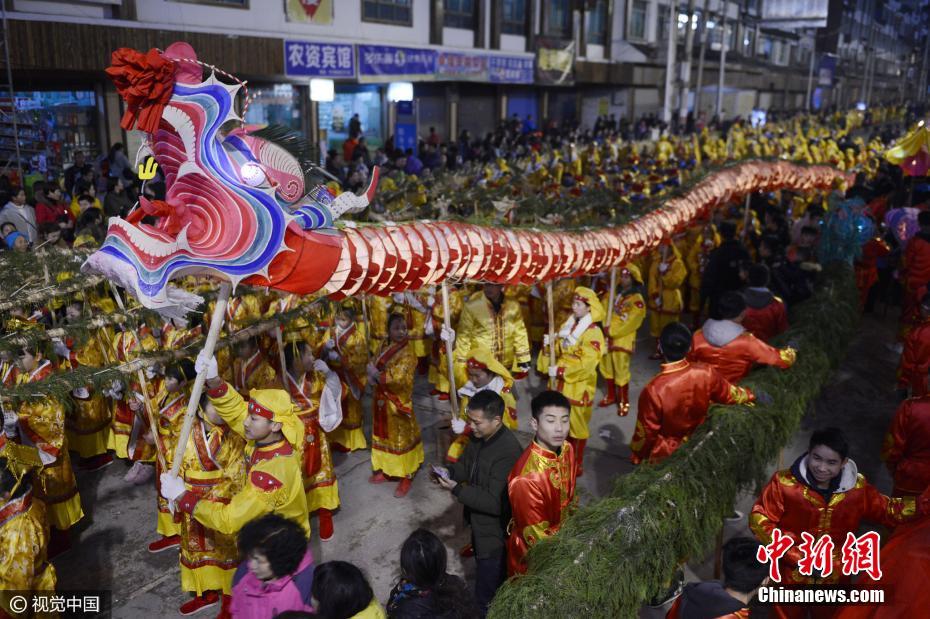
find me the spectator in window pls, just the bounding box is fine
[386,529,478,619]
[311,561,386,619]
[230,514,315,619]
[104,177,132,218]
[0,186,37,243]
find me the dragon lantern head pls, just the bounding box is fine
[83,42,378,318]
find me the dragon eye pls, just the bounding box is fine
[240,162,267,187]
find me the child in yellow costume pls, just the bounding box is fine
[161,353,311,538]
[231,337,279,397]
[106,325,158,458]
[446,347,518,463]
[368,312,424,498]
[148,360,195,554]
[284,340,342,542]
[391,291,433,374]
[0,452,57,610]
[685,223,720,325]
[175,395,246,617]
[598,265,647,416]
[59,300,112,469]
[367,294,391,356]
[326,303,369,452]
[647,241,687,358]
[429,284,466,399]
[11,348,83,556]
[537,287,605,477]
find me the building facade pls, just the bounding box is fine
[1,0,925,175]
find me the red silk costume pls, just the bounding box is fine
[688,325,795,383]
[854,237,890,308]
[896,317,930,397]
[506,440,576,576]
[901,232,930,327]
[882,395,930,496]
[630,360,753,464]
[750,457,925,619]
[741,297,788,343]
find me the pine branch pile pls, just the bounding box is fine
[488,263,858,619]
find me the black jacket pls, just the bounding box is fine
[673,581,746,619]
[447,425,523,559]
[701,239,751,302]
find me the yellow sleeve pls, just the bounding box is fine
[453,303,477,364]
[609,298,646,339]
[208,382,249,438]
[191,467,282,536]
[384,347,416,409]
[507,303,531,368]
[558,329,604,383]
[661,258,687,289]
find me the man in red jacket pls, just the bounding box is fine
[741,264,788,343]
[897,293,930,398]
[901,211,930,334]
[689,292,796,383]
[630,322,754,464]
[883,393,930,497]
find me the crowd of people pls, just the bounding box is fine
[2,104,930,619]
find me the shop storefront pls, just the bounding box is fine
[243,83,306,132]
[2,90,100,179]
[318,84,384,154]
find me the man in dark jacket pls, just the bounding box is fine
[433,390,522,615]
[700,221,750,314]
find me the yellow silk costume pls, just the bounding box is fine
[538,318,606,440]
[179,417,246,596]
[598,289,646,386]
[64,334,112,458]
[327,321,369,451]
[286,371,341,512]
[106,329,158,458]
[367,295,391,355]
[177,383,311,538]
[453,294,531,388]
[232,351,279,397]
[154,384,190,538]
[17,361,83,531]
[647,248,687,338]
[429,287,466,395]
[446,347,518,463]
[685,231,720,313]
[0,488,57,607]
[371,340,424,478]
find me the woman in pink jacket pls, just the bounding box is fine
[231,514,315,619]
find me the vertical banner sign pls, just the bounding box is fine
[285,0,334,24]
[395,100,418,156]
[817,55,837,87]
[536,40,575,85]
[358,45,438,82]
[284,40,355,78]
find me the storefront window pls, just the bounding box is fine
[318,85,384,153]
[244,84,301,131]
[630,0,648,40]
[587,0,608,45]
[502,0,527,35]
[3,90,98,177]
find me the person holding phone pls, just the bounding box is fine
[431,390,522,615]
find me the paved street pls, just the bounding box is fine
[54,311,901,617]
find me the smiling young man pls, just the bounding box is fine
[506,390,577,576]
[750,427,930,619]
[434,389,522,614]
[159,351,311,539]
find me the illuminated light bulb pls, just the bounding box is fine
[240,162,266,187]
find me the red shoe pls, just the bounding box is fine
[147,534,181,553]
[598,381,616,407]
[459,543,475,558]
[179,591,219,616]
[369,471,388,484]
[394,477,413,498]
[317,508,334,541]
[330,442,351,453]
[81,453,114,472]
[437,392,450,401]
